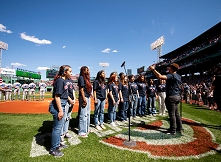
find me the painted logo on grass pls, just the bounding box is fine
[101,118,221,160]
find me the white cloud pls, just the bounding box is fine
[63,46,66,48]
[101,48,111,53]
[112,50,118,53]
[36,67,50,70]
[0,24,12,34]
[20,32,52,45]
[11,62,26,67]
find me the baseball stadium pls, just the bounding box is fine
[1,21,221,162]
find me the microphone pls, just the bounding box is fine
[121,61,125,67]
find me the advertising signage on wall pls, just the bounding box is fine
[16,68,41,79]
[46,69,58,78]
[137,66,145,74]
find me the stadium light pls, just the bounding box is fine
[0,41,8,78]
[150,36,164,63]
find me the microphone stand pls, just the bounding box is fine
[121,62,136,147]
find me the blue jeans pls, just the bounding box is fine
[108,98,117,123]
[49,99,67,151]
[139,96,147,115]
[120,101,129,121]
[78,96,90,135]
[148,97,156,114]
[62,103,73,135]
[129,94,138,117]
[94,98,105,126]
[165,95,183,133]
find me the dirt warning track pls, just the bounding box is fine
[0,99,102,114]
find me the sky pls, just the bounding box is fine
[0,0,221,80]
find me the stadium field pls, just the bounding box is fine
[0,99,221,161]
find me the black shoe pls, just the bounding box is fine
[176,129,184,135]
[58,143,68,150]
[165,131,176,135]
[49,149,64,157]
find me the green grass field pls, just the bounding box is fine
[0,103,221,161]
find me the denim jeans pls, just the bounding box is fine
[94,98,105,126]
[129,94,138,117]
[118,101,129,121]
[148,97,156,115]
[165,95,183,133]
[49,99,67,151]
[108,98,117,123]
[62,103,73,135]
[78,96,90,135]
[139,96,147,115]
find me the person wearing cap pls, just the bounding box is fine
[149,63,183,135]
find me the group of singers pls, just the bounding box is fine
[48,63,183,157]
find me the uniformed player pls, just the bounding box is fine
[39,80,47,101]
[13,80,21,100]
[29,81,36,101]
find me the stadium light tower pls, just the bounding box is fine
[99,62,109,73]
[0,41,8,77]
[150,36,165,63]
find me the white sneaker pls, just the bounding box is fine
[64,133,72,138]
[115,121,120,125]
[60,135,64,142]
[95,125,102,131]
[100,124,106,129]
[110,122,116,127]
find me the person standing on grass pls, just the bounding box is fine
[108,74,120,126]
[183,83,190,104]
[29,81,36,101]
[22,82,29,101]
[128,75,139,118]
[118,75,129,122]
[0,80,6,101]
[211,63,221,112]
[207,87,216,110]
[117,72,124,120]
[146,79,158,116]
[128,75,139,119]
[78,66,92,137]
[149,63,183,135]
[60,77,76,143]
[137,75,147,117]
[93,70,108,130]
[39,80,47,101]
[156,79,167,116]
[13,80,21,100]
[5,81,13,101]
[48,65,72,157]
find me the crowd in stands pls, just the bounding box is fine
[181,73,218,110]
[156,34,221,68]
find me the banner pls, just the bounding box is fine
[0,68,16,75]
